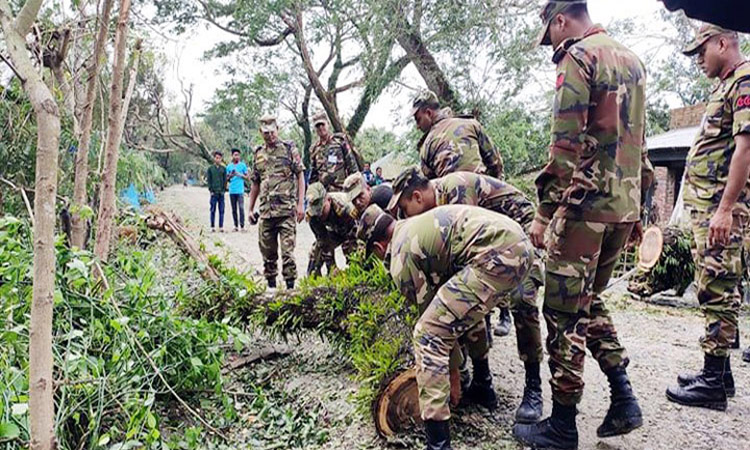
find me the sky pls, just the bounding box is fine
[152,0,670,133]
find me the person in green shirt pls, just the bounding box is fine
[206,151,226,232]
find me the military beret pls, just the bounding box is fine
[683,23,738,56]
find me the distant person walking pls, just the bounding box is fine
[206,151,226,232]
[226,148,249,231]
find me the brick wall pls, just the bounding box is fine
[653,167,668,225]
[669,104,706,129]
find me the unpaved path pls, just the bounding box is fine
[159,185,750,450]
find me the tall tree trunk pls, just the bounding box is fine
[120,39,142,125]
[70,0,114,249]
[93,0,131,262]
[0,0,61,448]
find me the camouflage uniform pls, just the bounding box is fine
[534,25,654,406]
[360,204,533,420]
[252,135,305,282]
[309,112,359,192]
[305,182,359,276]
[413,91,505,180]
[683,53,750,358]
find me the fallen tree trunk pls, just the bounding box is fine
[628,226,694,297]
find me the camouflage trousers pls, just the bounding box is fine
[307,237,358,276]
[414,240,533,420]
[544,218,631,406]
[259,215,297,282]
[690,210,750,357]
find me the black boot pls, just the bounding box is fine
[493,307,511,337]
[513,401,578,450]
[266,277,276,289]
[743,347,750,363]
[597,366,643,437]
[424,419,452,450]
[666,354,728,411]
[464,357,497,409]
[677,356,735,397]
[285,278,295,290]
[516,361,543,424]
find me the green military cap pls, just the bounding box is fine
[306,182,327,219]
[344,173,366,202]
[357,204,388,245]
[258,115,278,133]
[411,90,440,116]
[682,23,737,56]
[312,110,328,127]
[387,167,427,212]
[536,0,587,46]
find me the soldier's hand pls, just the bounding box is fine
[627,222,643,248]
[248,211,259,225]
[529,220,547,250]
[296,204,305,223]
[709,209,733,247]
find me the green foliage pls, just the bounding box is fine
[482,104,549,177]
[353,127,400,165]
[629,227,695,296]
[117,148,168,192]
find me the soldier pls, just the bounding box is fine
[248,115,306,290]
[513,2,653,448]
[389,167,544,423]
[665,24,750,411]
[411,90,504,179]
[305,182,358,276]
[308,110,360,192]
[358,204,533,450]
[343,172,394,217]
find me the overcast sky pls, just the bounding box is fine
[152,0,671,133]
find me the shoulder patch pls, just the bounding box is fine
[556,73,565,90]
[737,95,750,110]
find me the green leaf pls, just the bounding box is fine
[146,412,156,429]
[10,403,27,416]
[0,422,20,439]
[98,434,111,446]
[190,357,203,367]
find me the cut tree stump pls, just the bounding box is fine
[373,368,421,437]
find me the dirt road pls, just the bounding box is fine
[158,185,750,450]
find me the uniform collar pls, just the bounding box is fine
[552,24,606,63]
[721,59,750,81]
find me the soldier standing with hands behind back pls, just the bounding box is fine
[308,110,360,192]
[513,2,653,448]
[248,115,305,290]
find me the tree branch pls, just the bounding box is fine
[14,0,43,35]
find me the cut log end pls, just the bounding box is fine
[373,368,422,437]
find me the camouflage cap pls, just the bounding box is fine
[312,110,328,127]
[357,204,388,245]
[682,23,737,56]
[305,182,327,219]
[258,115,278,133]
[410,90,440,116]
[387,167,427,212]
[536,0,587,47]
[344,173,366,202]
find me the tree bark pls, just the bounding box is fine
[93,0,131,262]
[70,0,114,249]
[120,39,142,125]
[0,0,61,448]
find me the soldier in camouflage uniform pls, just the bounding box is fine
[513,2,654,448]
[305,182,359,276]
[343,173,394,217]
[412,90,505,180]
[389,167,544,423]
[358,204,533,450]
[248,115,306,290]
[665,24,750,411]
[309,111,360,192]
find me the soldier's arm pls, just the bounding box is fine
[308,146,320,184]
[476,123,504,179]
[390,251,431,306]
[533,53,591,225]
[342,137,360,175]
[248,152,262,211]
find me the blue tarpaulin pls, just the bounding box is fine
[120,183,157,211]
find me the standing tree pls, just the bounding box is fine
[0,0,61,448]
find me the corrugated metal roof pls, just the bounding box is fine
[647,126,699,150]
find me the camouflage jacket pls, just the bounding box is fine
[309,133,359,192]
[684,60,750,215]
[419,109,504,180]
[308,192,358,245]
[387,205,526,306]
[251,140,305,219]
[434,172,534,227]
[534,26,654,224]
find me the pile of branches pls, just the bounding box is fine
[629,226,695,297]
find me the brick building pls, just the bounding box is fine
[646,104,705,226]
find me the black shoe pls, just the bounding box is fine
[597,366,643,437]
[285,279,295,290]
[464,358,497,410]
[677,356,735,397]
[666,354,728,411]
[743,347,750,363]
[424,419,452,450]
[493,307,511,337]
[516,361,543,424]
[513,401,578,450]
[266,278,276,289]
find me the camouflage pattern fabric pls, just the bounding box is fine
[387,205,533,420]
[419,109,504,180]
[307,192,359,276]
[309,134,360,192]
[683,61,750,216]
[259,215,297,281]
[534,25,654,225]
[251,140,305,220]
[544,217,631,405]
